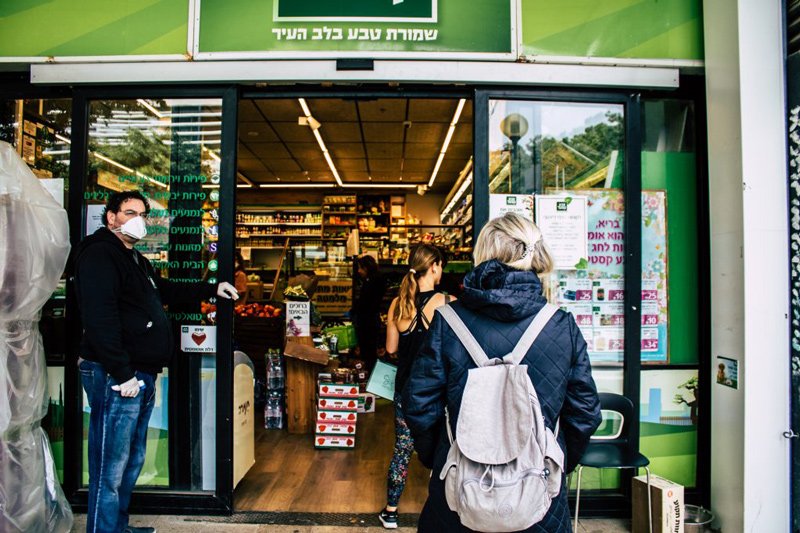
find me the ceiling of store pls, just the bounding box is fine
[238,98,473,194]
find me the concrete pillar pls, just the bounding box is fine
[703,0,790,530]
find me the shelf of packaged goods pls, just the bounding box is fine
[239,205,321,211]
[360,232,389,236]
[357,212,390,217]
[323,223,356,227]
[239,234,322,239]
[238,222,321,226]
[393,224,462,229]
[322,238,348,242]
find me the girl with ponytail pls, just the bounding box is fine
[378,244,454,529]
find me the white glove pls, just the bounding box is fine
[217,281,240,300]
[112,377,141,398]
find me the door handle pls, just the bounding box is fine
[783,430,799,439]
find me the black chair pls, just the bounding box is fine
[572,393,652,533]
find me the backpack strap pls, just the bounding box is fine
[437,305,491,367]
[438,303,559,368]
[503,304,559,366]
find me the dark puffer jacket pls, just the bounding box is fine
[402,259,602,533]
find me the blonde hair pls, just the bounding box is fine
[473,212,554,274]
[394,244,445,321]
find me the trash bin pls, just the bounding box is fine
[684,504,714,532]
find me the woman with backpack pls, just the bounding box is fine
[378,244,454,530]
[402,213,602,532]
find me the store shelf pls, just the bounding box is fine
[241,234,322,239]
[239,222,320,226]
[324,223,356,227]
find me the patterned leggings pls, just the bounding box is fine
[386,394,414,507]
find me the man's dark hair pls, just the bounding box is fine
[102,190,150,227]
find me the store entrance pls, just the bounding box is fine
[231,95,474,513]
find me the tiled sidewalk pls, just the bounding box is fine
[70,514,631,532]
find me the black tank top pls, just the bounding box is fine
[395,290,441,394]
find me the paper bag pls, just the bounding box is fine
[365,360,397,400]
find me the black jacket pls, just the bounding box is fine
[72,227,216,383]
[402,260,602,532]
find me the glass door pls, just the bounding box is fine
[475,89,706,511]
[67,89,237,512]
[475,90,641,511]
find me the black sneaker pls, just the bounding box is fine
[378,508,398,529]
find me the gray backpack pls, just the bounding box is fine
[437,304,565,533]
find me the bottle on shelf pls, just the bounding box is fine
[265,390,284,429]
[266,350,285,390]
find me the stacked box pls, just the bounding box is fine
[315,380,359,449]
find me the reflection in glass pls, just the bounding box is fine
[82,98,223,490]
[0,98,72,202]
[489,99,627,366]
[489,101,624,194]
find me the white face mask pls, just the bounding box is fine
[116,216,147,241]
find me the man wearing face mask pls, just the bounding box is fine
[71,190,239,533]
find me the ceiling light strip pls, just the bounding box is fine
[259,183,333,188]
[428,98,467,188]
[341,183,418,189]
[298,98,343,186]
[237,172,255,186]
[441,171,473,220]
[441,157,474,219]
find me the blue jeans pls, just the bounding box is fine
[79,360,156,533]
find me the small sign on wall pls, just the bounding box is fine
[286,301,311,337]
[489,193,534,221]
[716,356,739,389]
[85,204,106,236]
[535,195,588,270]
[181,325,217,353]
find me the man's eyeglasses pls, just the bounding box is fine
[121,210,148,219]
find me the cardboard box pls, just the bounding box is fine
[315,421,357,435]
[317,410,358,422]
[632,474,684,533]
[246,282,263,301]
[318,382,359,398]
[357,393,376,413]
[317,397,358,411]
[315,435,356,449]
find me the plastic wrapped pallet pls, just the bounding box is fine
[0,141,73,532]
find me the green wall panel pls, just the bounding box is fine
[643,152,699,365]
[0,0,188,57]
[521,0,704,60]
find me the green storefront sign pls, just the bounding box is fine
[0,0,702,61]
[275,0,437,22]
[198,0,511,56]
